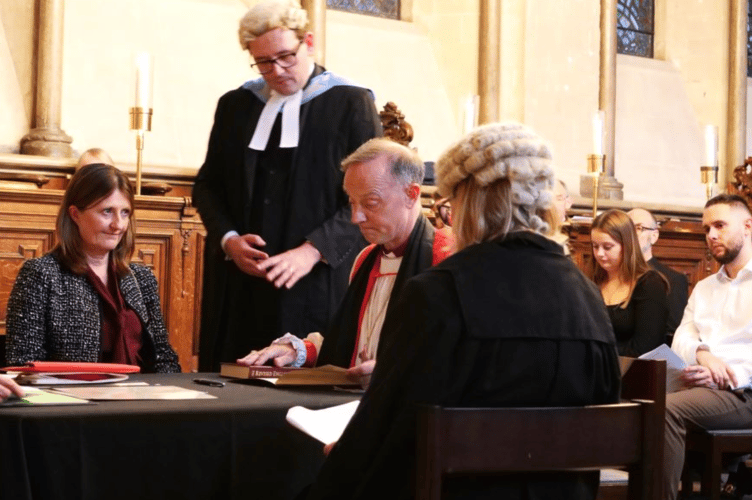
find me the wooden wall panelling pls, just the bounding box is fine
[130,196,205,372]
[650,221,718,295]
[192,232,206,362]
[0,190,59,334]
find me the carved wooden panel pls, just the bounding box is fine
[132,234,172,322]
[193,232,206,358]
[0,230,55,332]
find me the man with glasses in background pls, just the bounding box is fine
[194,0,382,371]
[628,208,689,344]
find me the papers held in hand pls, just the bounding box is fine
[220,363,360,386]
[638,344,686,393]
[286,401,360,444]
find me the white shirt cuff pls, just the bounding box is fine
[272,333,307,368]
[221,231,240,257]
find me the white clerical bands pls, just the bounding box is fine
[248,90,303,150]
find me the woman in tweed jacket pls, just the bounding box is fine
[5,163,180,373]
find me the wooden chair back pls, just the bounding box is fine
[416,402,659,500]
[416,357,667,500]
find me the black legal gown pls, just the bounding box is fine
[193,65,381,370]
[305,231,621,500]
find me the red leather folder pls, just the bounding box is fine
[1,361,141,374]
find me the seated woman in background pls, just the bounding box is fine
[304,122,621,500]
[590,209,669,357]
[5,164,180,373]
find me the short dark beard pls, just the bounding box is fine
[713,239,743,265]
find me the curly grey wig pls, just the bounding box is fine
[435,121,555,238]
[238,0,308,49]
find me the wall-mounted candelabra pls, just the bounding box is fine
[587,110,606,218]
[702,125,718,200]
[130,53,153,195]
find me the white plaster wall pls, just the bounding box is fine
[53,0,473,168]
[61,0,249,168]
[0,18,27,153]
[0,0,746,211]
[325,10,458,161]
[615,55,707,206]
[661,0,729,174]
[520,0,600,194]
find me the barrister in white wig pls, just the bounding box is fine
[303,122,621,500]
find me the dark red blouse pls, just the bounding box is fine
[86,261,144,366]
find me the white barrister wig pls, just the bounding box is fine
[435,121,555,235]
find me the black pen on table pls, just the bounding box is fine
[193,378,225,388]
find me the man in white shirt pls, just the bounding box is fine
[665,193,752,499]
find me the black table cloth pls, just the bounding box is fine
[0,373,358,500]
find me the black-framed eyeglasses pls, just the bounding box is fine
[250,40,304,74]
[634,224,658,233]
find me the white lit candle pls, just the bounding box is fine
[592,110,605,156]
[135,52,153,109]
[704,125,718,166]
[462,95,479,135]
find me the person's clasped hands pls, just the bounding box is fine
[225,235,320,289]
[680,349,738,390]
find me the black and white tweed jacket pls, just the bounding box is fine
[5,253,181,373]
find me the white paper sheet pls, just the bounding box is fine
[286,400,360,444]
[50,385,216,400]
[638,343,687,393]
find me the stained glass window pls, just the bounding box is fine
[747,0,752,77]
[617,0,654,58]
[327,0,399,20]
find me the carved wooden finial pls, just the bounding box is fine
[379,101,414,147]
[728,157,752,207]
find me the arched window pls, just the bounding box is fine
[747,0,752,77]
[327,0,399,20]
[617,0,654,58]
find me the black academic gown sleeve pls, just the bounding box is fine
[306,235,621,500]
[302,87,383,267]
[193,88,258,248]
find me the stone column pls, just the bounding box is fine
[478,0,500,124]
[302,0,326,66]
[581,0,623,200]
[726,0,747,178]
[21,0,72,158]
